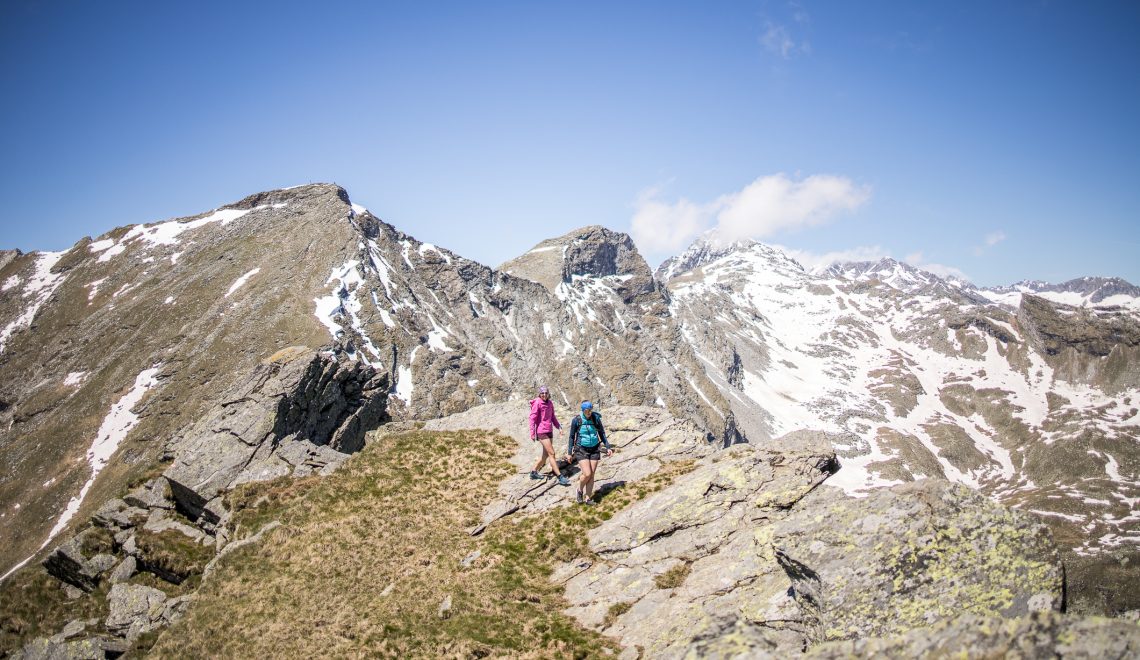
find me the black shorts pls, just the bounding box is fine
[534,432,553,441]
[574,445,603,462]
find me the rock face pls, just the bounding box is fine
[163,346,387,523]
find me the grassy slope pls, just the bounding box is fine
[149,429,690,658]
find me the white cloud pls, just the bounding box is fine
[971,230,1007,256]
[904,251,971,282]
[761,23,798,59]
[775,244,888,274]
[760,4,811,60]
[986,231,1006,246]
[715,174,870,241]
[629,173,870,254]
[629,187,710,254]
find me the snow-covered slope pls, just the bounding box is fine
[981,277,1140,311]
[824,257,972,294]
[664,239,1140,557]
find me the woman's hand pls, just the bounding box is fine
[606,448,614,457]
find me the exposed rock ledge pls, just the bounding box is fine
[551,430,1079,657]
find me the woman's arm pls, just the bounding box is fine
[567,417,580,456]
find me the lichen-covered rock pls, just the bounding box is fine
[105,583,168,640]
[805,611,1140,659]
[13,635,128,660]
[91,498,149,530]
[772,479,1063,644]
[123,478,174,511]
[559,430,838,657]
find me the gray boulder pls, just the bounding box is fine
[13,635,128,660]
[41,542,100,593]
[105,583,168,640]
[108,556,136,584]
[123,478,174,511]
[91,498,148,530]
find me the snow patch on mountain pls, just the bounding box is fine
[225,268,261,297]
[45,366,162,548]
[0,251,67,354]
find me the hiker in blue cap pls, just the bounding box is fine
[566,400,612,505]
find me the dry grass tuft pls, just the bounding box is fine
[653,562,691,590]
[603,602,633,628]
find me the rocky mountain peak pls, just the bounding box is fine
[654,230,759,281]
[824,257,970,293]
[500,225,656,302]
[225,182,350,212]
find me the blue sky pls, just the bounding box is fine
[1,1,1137,286]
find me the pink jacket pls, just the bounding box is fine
[529,398,561,438]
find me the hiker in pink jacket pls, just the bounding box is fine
[529,386,570,486]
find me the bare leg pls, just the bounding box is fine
[583,459,601,499]
[539,438,561,476]
[578,460,594,498]
[532,444,549,473]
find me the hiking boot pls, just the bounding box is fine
[576,490,584,504]
[582,498,596,506]
[529,471,544,480]
[557,475,571,486]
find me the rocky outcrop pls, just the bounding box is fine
[163,347,387,523]
[806,611,1140,659]
[12,625,127,660]
[773,479,1062,644]
[555,427,1067,657]
[1019,293,1140,359]
[41,533,110,593]
[558,431,838,656]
